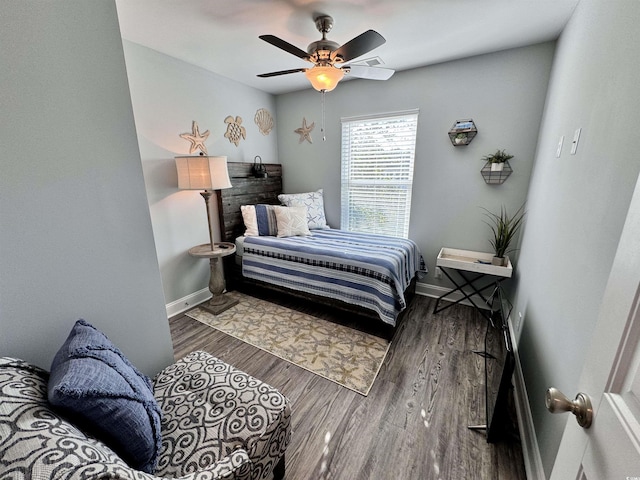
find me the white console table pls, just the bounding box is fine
[433,247,512,324]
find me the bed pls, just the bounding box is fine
[216,162,426,328]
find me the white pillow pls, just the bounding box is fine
[278,189,329,230]
[274,206,311,238]
[241,205,259,236]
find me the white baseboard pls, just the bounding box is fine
[165,288,211,318]
[172,282,482,317]
[171,283,461,317]
[416,282,492,310]
[508,316,544,480]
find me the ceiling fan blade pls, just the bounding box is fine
[332,30,386,63]
[257,68,307,78]
[344,64,394,80]
[259,35,309,60]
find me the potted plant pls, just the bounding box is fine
[482,149,514,172]
[482,204,526,266]
[454,132,468,145]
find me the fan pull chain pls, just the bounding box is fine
[321,89,326,141]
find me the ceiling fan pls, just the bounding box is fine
[257,15,394,92]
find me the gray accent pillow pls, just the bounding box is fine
[48,319,162,474]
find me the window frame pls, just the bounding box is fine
[340,109,419,238]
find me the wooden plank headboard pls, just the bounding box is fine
[216,161,283,242]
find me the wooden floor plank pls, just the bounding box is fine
[168,292,526,480]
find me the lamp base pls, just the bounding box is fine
[201,294,239,316]
[188,243,239,316]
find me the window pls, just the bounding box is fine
[340,109,419,238]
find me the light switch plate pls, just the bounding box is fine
[556,135,564,158]
[571,128,581,155]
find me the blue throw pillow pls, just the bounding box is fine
[255,204,278,236]
[241,204,279,236]
[48,319,162,473]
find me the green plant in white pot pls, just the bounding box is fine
[482,149,513,172]
[482,204,526,266]
[454,132,468,145]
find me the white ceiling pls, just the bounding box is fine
[115,0,579,95]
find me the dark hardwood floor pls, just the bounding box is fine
[169,289,527,480]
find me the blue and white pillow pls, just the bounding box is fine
[241,204,278,236]
[278,189,329,230]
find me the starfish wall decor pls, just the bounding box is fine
[295,118,314,144]
[179,120,210,155]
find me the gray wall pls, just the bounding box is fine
[0,1,174,376]
[514,0,640,475]
[120,36,554,311]
[122,42,278,307]
[275,43,555,291]
[10,3,632,472]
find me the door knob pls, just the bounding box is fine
[545,387,593,428]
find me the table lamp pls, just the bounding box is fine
[175,155,232,247]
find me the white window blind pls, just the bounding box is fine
[341,109,419,238]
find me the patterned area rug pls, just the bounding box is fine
[185,291,390,396]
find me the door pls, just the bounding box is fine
[550,173,640,479]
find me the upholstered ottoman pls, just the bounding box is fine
[153,351,291,480]
[0,351,290,480]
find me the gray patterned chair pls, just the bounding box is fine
[0,351,291,480]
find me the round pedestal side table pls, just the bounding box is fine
[188,242,238,315]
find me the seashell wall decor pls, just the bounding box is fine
[223,115,246,147]
[254,108,274,136]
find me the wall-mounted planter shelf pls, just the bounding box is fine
[481,160,512,185]
[448,119,477,146]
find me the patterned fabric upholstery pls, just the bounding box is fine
[0,354,290,480]
[153,351,291,480]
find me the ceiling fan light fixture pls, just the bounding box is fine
[305,65,345,92]
[258,16,392,90]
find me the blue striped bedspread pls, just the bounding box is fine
[241,229,427,326]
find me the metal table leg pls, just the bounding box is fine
[433,267,504,324]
